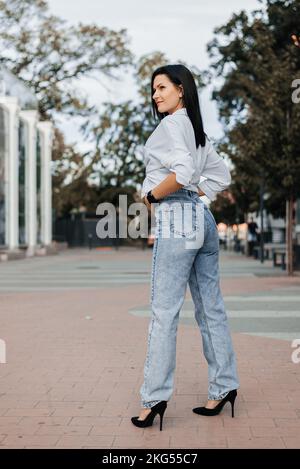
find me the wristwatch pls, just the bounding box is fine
[146,190,160,204]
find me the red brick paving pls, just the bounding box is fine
[0,248,299,448]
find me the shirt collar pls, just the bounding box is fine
[169,107,187,116]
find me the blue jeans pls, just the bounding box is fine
[140,188,239,408]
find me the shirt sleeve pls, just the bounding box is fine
[198,140,231,201]
[160,116,195,186]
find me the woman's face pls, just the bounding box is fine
[152,74,184,115]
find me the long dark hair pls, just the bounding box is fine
[151,64,206,148]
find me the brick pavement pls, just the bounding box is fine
[0,247,299,448]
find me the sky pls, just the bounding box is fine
[47,0,260,149]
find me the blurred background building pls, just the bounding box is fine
[0,66,53,259]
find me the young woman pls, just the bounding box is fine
[131,64,239,431]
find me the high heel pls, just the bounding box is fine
[192,389,237,417]
[131,401,167,430]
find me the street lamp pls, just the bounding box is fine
[259,172,265,263]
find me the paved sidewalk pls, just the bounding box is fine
[0,247,299,449]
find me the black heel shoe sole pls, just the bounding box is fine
[193,390,237,417]
[131,401,167,430]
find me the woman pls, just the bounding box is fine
[131,64,239,431]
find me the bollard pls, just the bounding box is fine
[88,233,92,250]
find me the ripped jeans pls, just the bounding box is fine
[140,188,239,408]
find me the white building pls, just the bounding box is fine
[0,66,53,259]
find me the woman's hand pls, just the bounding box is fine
[142,195,152,212]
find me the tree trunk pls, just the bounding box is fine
[285,196,294,275]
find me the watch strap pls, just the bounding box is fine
[146,190,159,204]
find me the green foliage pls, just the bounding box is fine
[0,0,134,216]
[0,1,208,216]
[208,0,300,219]
[0,0,133,119]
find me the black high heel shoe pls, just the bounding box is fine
[192,389,237,417]
[131,401,167,431]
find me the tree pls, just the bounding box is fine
[207,0,300,273]
[0,0,133,119]
[0,0,134,215]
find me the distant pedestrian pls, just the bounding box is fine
[247,217,258,256]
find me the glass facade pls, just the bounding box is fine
[0,66,52,252]
[18,120,26,245]
[0,107,6,246]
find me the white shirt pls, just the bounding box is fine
[140,107,231,201]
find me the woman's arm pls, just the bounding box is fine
[143,175,205,211]
[150,173,206,199]
[198,140,231,201]
[151,173,184,200]
[141,173,183,211]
